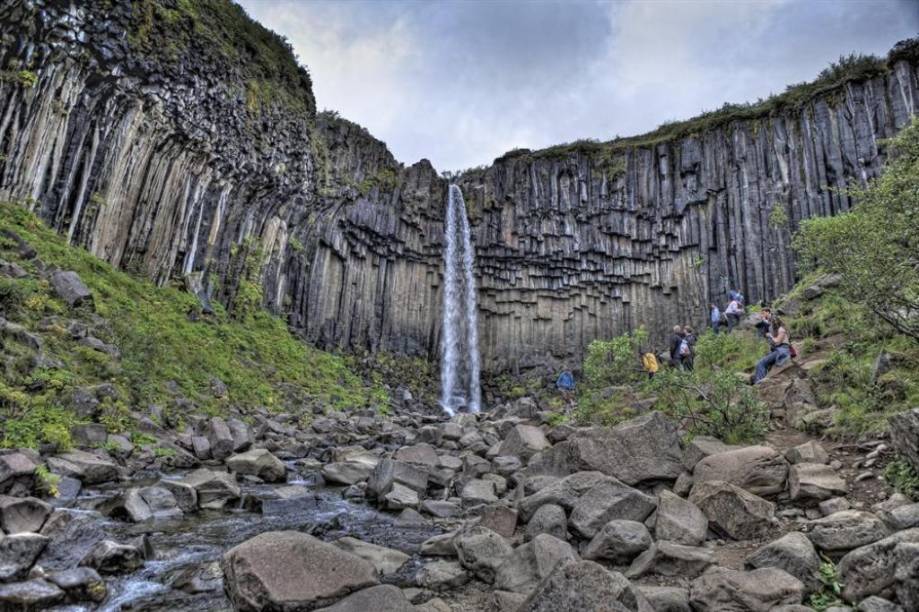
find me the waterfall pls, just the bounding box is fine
[440,184,481,416]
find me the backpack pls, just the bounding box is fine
[679,339,691,356]
[556,371,575,391]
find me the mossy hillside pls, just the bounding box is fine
[0,203,386,448]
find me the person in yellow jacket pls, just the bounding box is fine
[640,350,659,380]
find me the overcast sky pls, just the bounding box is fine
[238,0,918,171]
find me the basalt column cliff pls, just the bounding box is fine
[1,0,917,373]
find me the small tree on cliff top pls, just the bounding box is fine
[794,117,919,343]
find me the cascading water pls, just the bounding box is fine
[440,184,481,416]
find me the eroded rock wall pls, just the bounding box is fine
[1,0,917,374]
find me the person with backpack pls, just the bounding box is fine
[729,288,745,307]
[668,325,685,367]
[680,326,696,371]
[753,317,791,384]
[709,304,722,334]
[724,297,743,333]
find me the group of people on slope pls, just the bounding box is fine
[708,289,746,334]
[667,324,697,372]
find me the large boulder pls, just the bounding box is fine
[453,526,512,583]
[80,540,145,574]
[788,463,847,503]
[322,461,374,486]
[222,531,378,611]
[394,444,439,468]
[784,441,829,465]
[655,490,708,546]
[226,449,287,483]
[745,532,821,594]
[46,567,106,603]
[625,542,714,579]
[497,425,550,460]
[807,510,890,553]
[565,412,683,485]
[582,520,652,563]
[0,452,37,494]
[568,479,657,538]
[0,578,64,609]
[692,446,789,497]
[414,560,470,591]
[205,417,235,461]
[889,409,919,473]
[180,468,240,510]
[637,586,691,612]
[0,533,49,581]
[689,567,805,611]
[690,480,776,540]
[894,541,919,611]
[0,495,51,533]
[519,560,651,611]
[682,437,740,471]
[314,585,414,612]
[494,534,577,594]
[837,528,919,602]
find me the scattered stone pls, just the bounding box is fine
[819,497,851,516]
[180,468,240,510]
[0,533,49,581]
[519,471,611,520]
[322,461,375,486]
[785,441,830,464]
[788,462,847,503]
[0,453,37,493]
[0,578,64,609]
[745,532,821,594]
[689,567,805,611]
[856,596,904,612]
[314,584,415,612]
[626,541,714,579]
[0,495,51,533]
[421,500,461,518]
[333,537,410,577]
[226,448,287,483]
[421,532,458,557]
[568,478,657,538]
[638,585,691,612]
[655,490,708,546]
[222,531,378,611]
[415,561,470,591]
[367,459,429,499]
[394,444,439,468]
[383,482,420,510]
[583,520,652,563]
[497,424,550,460]
[48,450,119,484]
[461,479,498,506]
[690,480,776,540]
[894,541,919,610]
[838,528,919,602]
[525,503,567,541]
[50,270,92,306]
[205,417,235,461]
[477,504,518,538]
[807,510,890,552]
[693,446,789,497]
[682,436,739,471]
[453,526,513,583]
[80,540,145,574]
[889,409,919,473]
[46,567,107,603]
[159,479,198,513]
[519,560,650,611]
[494,534,577,594]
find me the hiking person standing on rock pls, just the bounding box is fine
[753,316,791,383]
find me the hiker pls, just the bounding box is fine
[668,325,685,367]
[680,326,696,371]
[556,370,575,402]
[753,317,791,384]
[709,304,722,334]
[755,307,773,339]
[640,349,659,380]
[729,288,745,307]
[724,296,743,333]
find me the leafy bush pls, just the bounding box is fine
[582,327,649,389]
[0,278,28,316]
[885,457,919,500]
[807,559,844,611]
[794,117,919,342]
[651,368,769,444]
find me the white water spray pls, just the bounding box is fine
[440,184,481,416]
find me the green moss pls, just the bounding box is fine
[0,202,386,448]
[0,70,38,88]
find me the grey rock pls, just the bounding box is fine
[80,539,145,574]
[689,480,776,540]
[477,504,518,539]
[637,585,690,612]
[497,424,550,460]
[857,596,903,612]
[0,533,49,581]
[180,468,240,510]
[519,471,612,520]
[494,534,578,594]
[880,502,919,530]
[525,503,567,541]
[48,450,119,484]
[785,441,830,464]
[205,417,235,461]
[625,541,714,579]
[788,462,847,503]
[367,458,428,498]
[46,567,107,603]
[889,409,919,474]
[569,478,657,538]
[682,437,739,471]
[519,560,651,611]
[50,271,92,306]
[0,578,64,609]
[838,528,919,602]
[226,448,287,483]
[0,495,51,533]
[894,541,919,611]
[414,560,470,591]
[322,461,375,486]
[333,537,410,577]
[461,479,498,506]
[453,526,513,583]
[693,446,789,497]
[315,584,415,612]
[745,532,821,594]
[655,490,707,546]
[807,510,890,552]
[689,567,805,611]
[583,520,652,563]
[222,531,378,611]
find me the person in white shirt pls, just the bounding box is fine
[724,298,742,333]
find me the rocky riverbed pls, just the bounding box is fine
[2,383,919,611]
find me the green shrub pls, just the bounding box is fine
[651,368,769,444]
[0,278,28,316]
[807,559,844,611]
[35,465,60,497]
[885,457,919,500]
[582,327,649,389]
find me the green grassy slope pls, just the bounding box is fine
[0,203,386,449]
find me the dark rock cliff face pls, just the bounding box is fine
[1,0,917,374]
